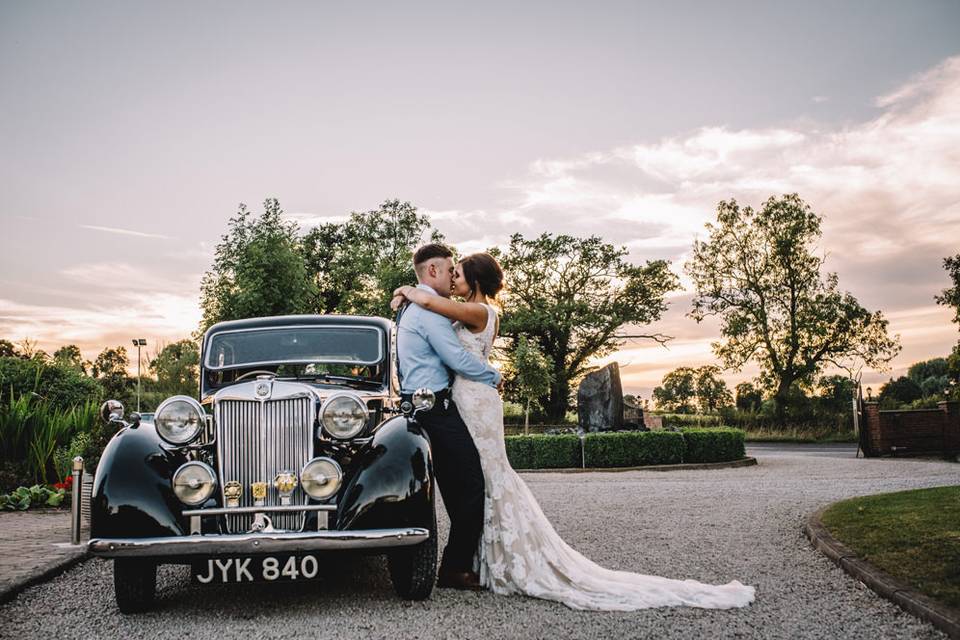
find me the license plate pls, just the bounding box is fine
[191,555,321,584]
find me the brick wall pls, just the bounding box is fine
[862,401,960,457]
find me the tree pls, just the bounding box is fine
[816,375,855,414]
[686,194,900,418]
[150,340,200,396]
[53,345,86,373]
[879,376,923,406]
[652,367,697,413]
[694,365,733,413]
[302,199,442,318]
[907,357,948,384]
[198,199,314,335]
[495,233,680,421]
[735,382,762,412]
[0,340,18,358]
[508,337,554,433]
[935,253,960,325]
[92,346,131,404]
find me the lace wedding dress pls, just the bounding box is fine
[450,304,756,610]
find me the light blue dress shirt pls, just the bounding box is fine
[396,284,502,394]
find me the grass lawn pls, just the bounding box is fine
[821,485,960,610]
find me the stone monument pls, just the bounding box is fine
[577,362,624,432]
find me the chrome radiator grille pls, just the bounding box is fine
[215,397,314,533]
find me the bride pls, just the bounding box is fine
[391,252,755,611]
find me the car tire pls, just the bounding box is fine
[114,558,157,613]
[387,511,437,600]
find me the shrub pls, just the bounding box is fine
[0,357,102,411]
[583,431,685,467]
[682,428,746,463]
[658,413,723,430]
[505,434,581,469]
[0,391,99,487]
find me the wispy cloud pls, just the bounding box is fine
[433,55,960,395]
[79,224,172,240]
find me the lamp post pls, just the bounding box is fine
[132,338,146,412]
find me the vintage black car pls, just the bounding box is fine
[87,315,438,612]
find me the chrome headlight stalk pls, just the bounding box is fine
[154,395,206,445]
[172,461,217,506]
[318,392,369,439]
[300,457,343,501]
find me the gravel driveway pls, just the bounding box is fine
[3,447,958,639]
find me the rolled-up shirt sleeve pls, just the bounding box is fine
[421,311,501,387]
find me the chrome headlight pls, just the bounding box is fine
[171,461,217,506]
[300,457,343,500]
[154,395,205,445]
[319,393,368,439]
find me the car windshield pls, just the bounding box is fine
[205,325,384,370]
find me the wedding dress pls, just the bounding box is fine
[450,304,756,610]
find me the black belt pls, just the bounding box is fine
[400,388,452,404]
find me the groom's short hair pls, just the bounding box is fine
[413,243,453,267]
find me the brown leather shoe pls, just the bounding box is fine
[436,570,483,591]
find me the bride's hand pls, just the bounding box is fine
[390,294,407,312]
[392,285,414,298]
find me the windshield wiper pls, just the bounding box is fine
[283,374,382,387]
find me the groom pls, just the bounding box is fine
[396,243,502,590]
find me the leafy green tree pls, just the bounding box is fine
[507,336,554,433]
[919,375,950,397]
[53,345,86,374]
[935,253,960,325]
[0,340,18,358]
[694,365,733,413]
[495,233,680,421]
[653,367,697,413]
[0,357,102,410]
[92,346,131,404]
[686,194,900,418]
[816,375,855,414]
[879,376,923,407]
[907,357,948,385]
[935,253,960,398]
[198,199,314,335]
[302,199,442,317]
[150,340,200,397]
[735,382,762,412]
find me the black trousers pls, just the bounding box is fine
[416,397,485,573]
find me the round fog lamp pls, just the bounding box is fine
[300,457,343,500]
[172,461,217,506]
[319,393,368,439]
[155,395,205,445]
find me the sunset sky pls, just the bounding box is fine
[2,2,959,399]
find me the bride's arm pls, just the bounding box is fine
[394,286,488,330]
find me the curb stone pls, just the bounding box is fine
[0,544,89,605]
[517,456,758,473]
[804,505,960,639]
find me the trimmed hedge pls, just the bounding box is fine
[682,428,746,463]
[503,428,748,469]
[505,434,581,469]
[583,431,685,468]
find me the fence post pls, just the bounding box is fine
[71,456,83,545]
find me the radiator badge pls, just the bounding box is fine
[223,481,243,508]
[251,481,268,507]
[255,382,271,398]
[274,471,298,506]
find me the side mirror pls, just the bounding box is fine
[100,399,125,424]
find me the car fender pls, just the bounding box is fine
[90,423,188,539]
[336,415,434,531]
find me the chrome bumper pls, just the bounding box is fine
[87,527,430,558]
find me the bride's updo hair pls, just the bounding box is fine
[459,252,504,298]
